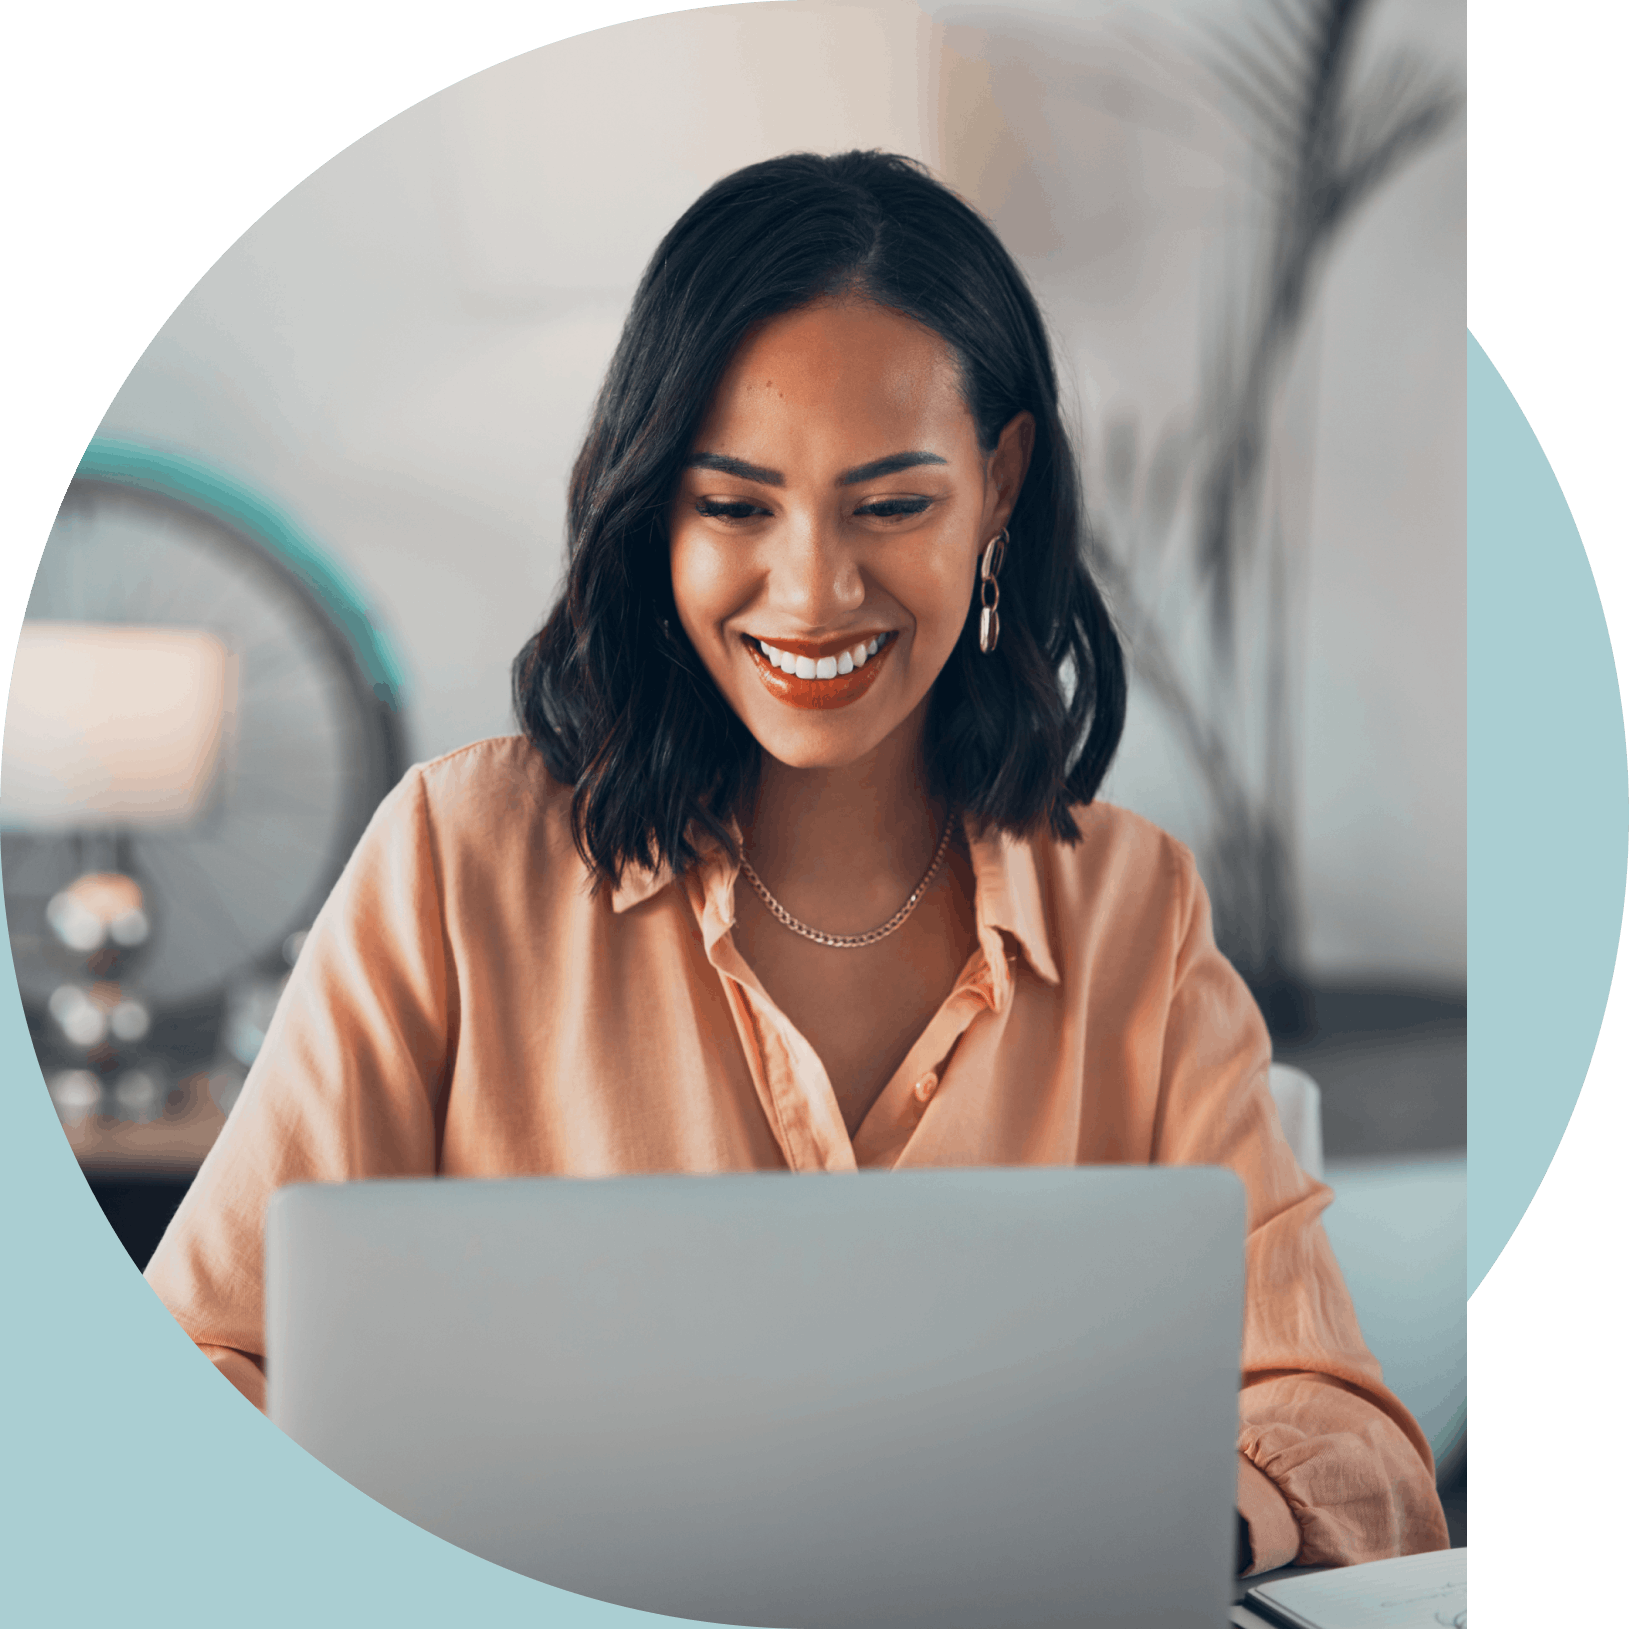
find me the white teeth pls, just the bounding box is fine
[759,639,888,680]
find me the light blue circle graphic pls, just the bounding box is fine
[1468,331,1628,1295]
[0,930,698,1625]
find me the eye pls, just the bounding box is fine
[694,498,766,522]
[856,497,934,520]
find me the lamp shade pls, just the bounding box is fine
[2,621,231,828]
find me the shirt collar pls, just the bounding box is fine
[964,821,1061,988]
[609,856,676,914]
[609,819,737,918]
[610,814,1060,989]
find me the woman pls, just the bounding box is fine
[146,151,1448,1575]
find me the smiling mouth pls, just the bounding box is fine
[742,631,897,711]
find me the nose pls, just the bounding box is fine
[766,511,866,628]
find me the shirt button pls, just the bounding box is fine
[913,1072,939,1104]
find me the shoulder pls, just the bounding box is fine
[412,734,569,817]
[1038,800,1199,904]
[1017,801,1206,975]
[378,735,578,875]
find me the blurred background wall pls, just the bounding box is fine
[7,0,1465,1509]
[95,0,1465,986]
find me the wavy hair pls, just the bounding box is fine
[513,151,1126,887]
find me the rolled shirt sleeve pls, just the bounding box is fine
[1151,843,1449,1569]
[1237,1453,1303,1574]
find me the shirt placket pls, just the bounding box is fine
[682,838,1030,1175]
[685,863,856,1173]
[849,924,1014,1168]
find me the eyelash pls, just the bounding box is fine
[695,500,764,521]
[692,497,934,523]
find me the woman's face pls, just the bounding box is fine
[668,297,1031,772]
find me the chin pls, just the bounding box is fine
[744,710,901,773]
[755,731,889,773]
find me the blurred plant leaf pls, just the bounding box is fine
[1141,420,1192,577]
[1095,0,1460,994]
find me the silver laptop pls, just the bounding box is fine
[267,1167,1244,1628]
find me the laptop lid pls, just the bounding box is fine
[267,1167,1244,1628]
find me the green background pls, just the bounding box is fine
[3,0,1615,1622]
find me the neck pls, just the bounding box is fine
[741,707,944,933]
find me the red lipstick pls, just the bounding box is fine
[743,632,897,711]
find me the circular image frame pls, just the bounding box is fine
[3,3,1615,1629]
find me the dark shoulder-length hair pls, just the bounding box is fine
[513,150,1126,889]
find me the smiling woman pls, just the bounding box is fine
[145,151,1448,1582]
[516,153,1123,895]
[664,294,1043,1133]
[670,300,1023,744]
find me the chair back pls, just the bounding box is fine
[1267,1063,1324,1181]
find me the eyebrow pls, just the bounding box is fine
[687,453,783,486]
[685,450,949,489]
[837,451,948,486]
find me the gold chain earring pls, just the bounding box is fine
[978,528,1008,655]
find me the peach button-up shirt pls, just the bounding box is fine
[145,736,1448,1573]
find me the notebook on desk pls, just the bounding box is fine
[267,1167,1246,1628]
[1234,1550,1466,1629]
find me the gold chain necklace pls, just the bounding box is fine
[738,820,955,950]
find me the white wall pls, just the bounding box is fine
[93,0,1465,984]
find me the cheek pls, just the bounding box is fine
[668,532,739,643]
[895,549,976,648]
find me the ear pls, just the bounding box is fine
[984,411,1035,538]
